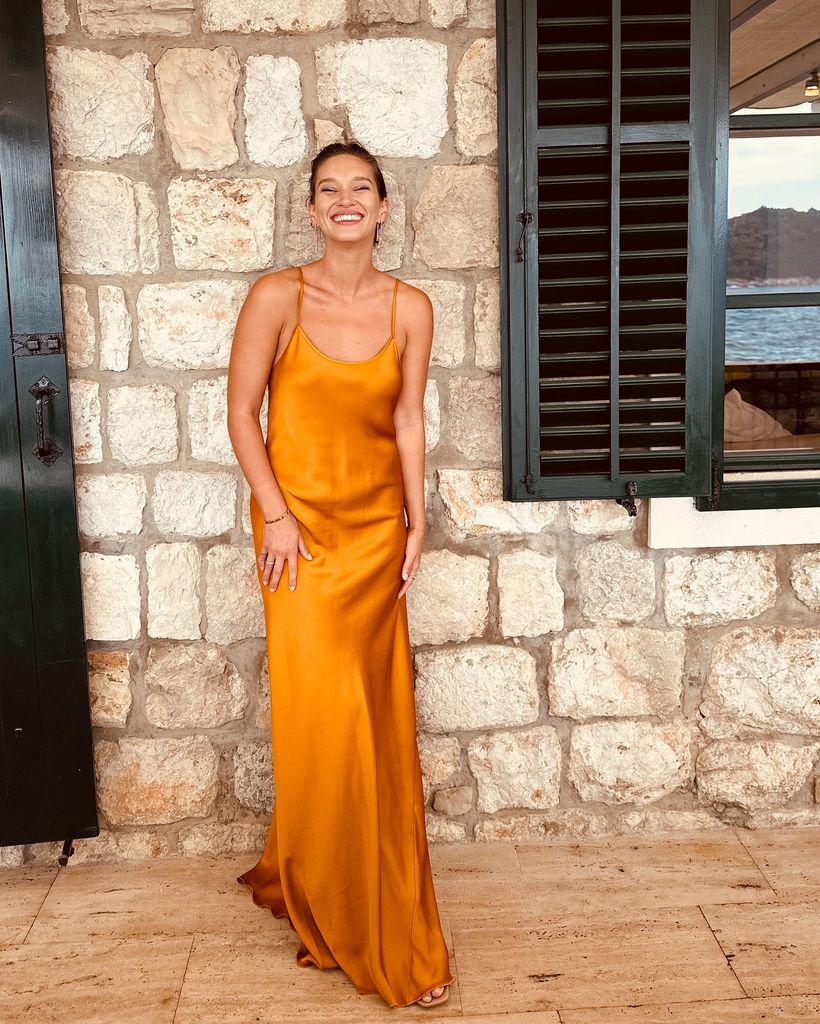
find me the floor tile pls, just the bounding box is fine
[0,935,190,1023]
[430,841,534,930]
[0,866,57,946]
[733,826,820,899]
[702,898,820,998]
[451,906,743,1014]
[560,992,820,1022]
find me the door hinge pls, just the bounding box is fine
[13,331,65,356]
[707,452,721,509]
[515,211,533,263]
[615,480,638,516]
[520,471,536,494]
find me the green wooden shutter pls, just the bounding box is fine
[498,0,722,504]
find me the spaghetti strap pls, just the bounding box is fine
[390,277,399,338]
[296,265,305,326]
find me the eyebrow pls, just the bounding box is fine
[317,176,373,185]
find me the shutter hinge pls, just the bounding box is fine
[520,471,536,494]
[707,452,721,509]
[12,331,65,356]
[615,480,638,517]
[515,211,533,262]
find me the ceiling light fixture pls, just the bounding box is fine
[805,71,820,99]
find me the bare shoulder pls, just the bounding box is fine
[249,265,300,306]
[393,277,434,327]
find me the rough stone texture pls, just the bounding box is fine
[107,384,178,465]
[433,785,473,816]
[256,656,271,730]
[46,48,154,161]
[168,177,276,271]
[406,549,489,645]
[78,0,194,36]
[202,0,346,32]
[576,540,656,624]
[75,473,147,538]
[155,47,239,170]
[313,118,344,150]
[42,0,70,35]
[359,0,419,21]
[454,38,497,157]
[98,285,132,371]
[696,740,820,811]
[549,628,685,719]
[189,376,234,465]
[745,808,820,829]
[428,0,467,28]
[234,742,274,813]
[145,644,247,727]
[136,281,250,369]
[467,726,561,813]
[448,377,501,461]
[424,379,440,452]
[95,737,219,825]
[437,468,557,537]
[151,471,236,537]
[205,545,266,644]
[790,550,820,611]
[54,169,158,274]
[568,500,636,535]
[80,552,141,641]
[244,55,307,168]
[701,627,820,738]
[62,284,95,369]
[664,550,779,626]
[63,831,171,865]
[474,810,612,841]
[69,379,102,463]
[178,822,267,856]
[474,276,500,370]
[497,549,564,637]
[467,0,494,27]
[425,810,468,842]
[415,644,539,733]
[568,720,693,805]
[413,164,499,268]
[418,734,461,803]
[146,543,202,639]
[315,39,448,158]
[613,809,727,834]
[404,278,466,366]
[87,650,132,729]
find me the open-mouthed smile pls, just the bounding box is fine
[331,213,364,223]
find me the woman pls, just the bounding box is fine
[226,141,452,1009]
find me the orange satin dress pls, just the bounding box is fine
[236,265,453,1008]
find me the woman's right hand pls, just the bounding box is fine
[259,513,313,591]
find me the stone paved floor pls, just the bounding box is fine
[1,825,819,1022]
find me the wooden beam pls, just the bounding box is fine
[730,0,779,31]
[730,38,820,109]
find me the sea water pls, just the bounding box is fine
[725,285,820,363]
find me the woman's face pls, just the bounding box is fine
[309,154,388,247]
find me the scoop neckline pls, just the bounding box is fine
[295,324,398,365]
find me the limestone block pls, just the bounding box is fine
[98,286,132,371]
[613,809,727,834]
[69,379,102,463]
[360,0,419,21]
[448,376,501,462]
[433,785,473,815]
[415,644,539,732]
[696,739,820,811]
[567,499,635,535]
[467,726,561,812]
[62,831,170,865]
[474,809,611,841]
[42,0,69,35]
[701,627,820,738]
[474,276,500,370]
[549,628,685,719]
[95,737,218,825]
[169,177,276,271]
[568,719,693,805]
[425,810,468,842]
[151,470,236,537]
[418,734,461,802]
[178,822,267,856]
[403,278,466,367]
[189,376,234,465]
[244,55,307,168]
[202,0,346,32]
[454,38,497,157]
[406,549,489,645]
[413,164,499,268]
[146,543,202,639]
[62,284,95,368]
[790,550,820,610]
[107,384,178,465]
[87,650,132,728]
[80,552,141,641]
[205,545,266,644]
[315,39,447,158]
[75,473,146,538]
[498,549,564,637]
[46,48,154,160]
[428,0,466,28]
[136,281,250,369]
[145,643,248,727]
[256,655,271,730]
[576,540,656,624]
[424,379,440,452]
[155,47,239,170]
[313,118,344,150]
[437,468,557,537]
[234,741,274,812]
[78,0,194,36]
[467,0,494,26]
[664,550,778,626]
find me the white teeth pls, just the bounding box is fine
[333,214,362,222]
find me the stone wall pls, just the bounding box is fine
[5,0,819,868]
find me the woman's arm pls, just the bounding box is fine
[393,283,434,596]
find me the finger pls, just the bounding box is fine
[288,553,297,591]
[298,534,313,561]
[262,553,275,585]
[269,561,285,591]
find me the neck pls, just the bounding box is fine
[311,246,379,299]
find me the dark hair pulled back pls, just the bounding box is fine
[307,140,388,206]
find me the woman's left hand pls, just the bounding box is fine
[398,526,424,599]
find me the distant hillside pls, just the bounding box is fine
[727,206,820,283]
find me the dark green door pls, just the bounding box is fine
[0,2,98,852]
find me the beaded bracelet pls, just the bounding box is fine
[264,508,291,525]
